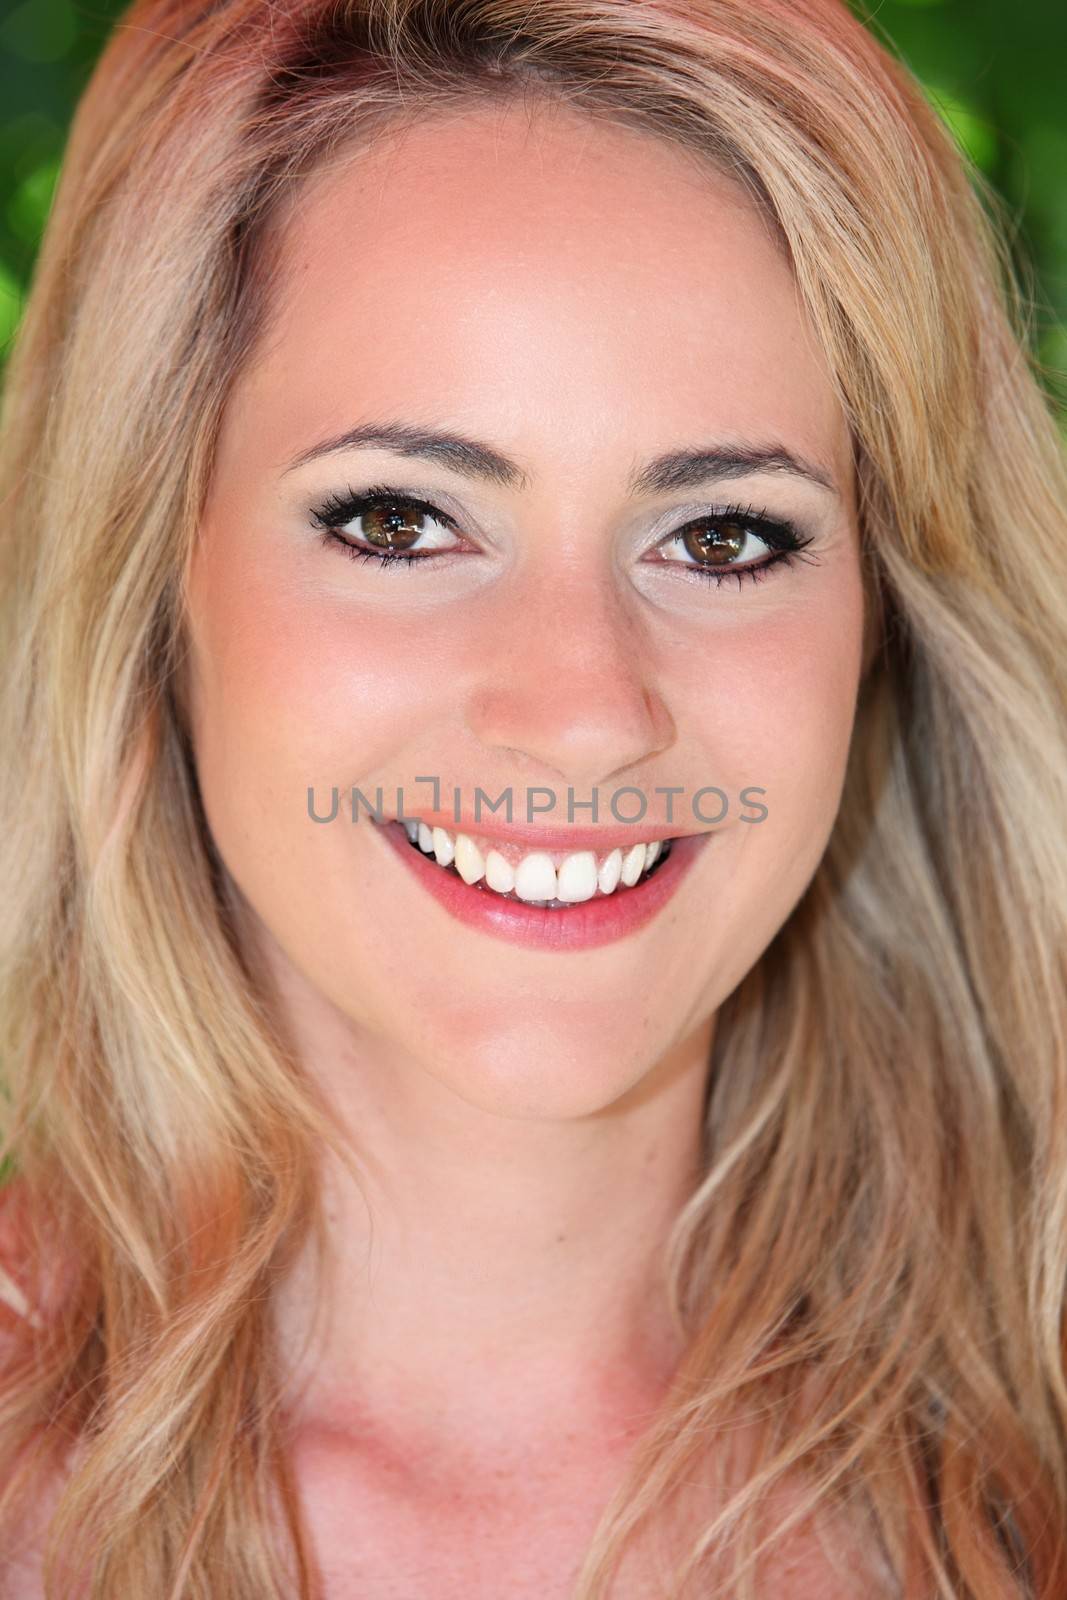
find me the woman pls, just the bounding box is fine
[1,0,1065,1595]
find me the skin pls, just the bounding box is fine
[179,93,868,1572]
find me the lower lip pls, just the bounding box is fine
[374,821,710,951]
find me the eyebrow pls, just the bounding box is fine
[282,421,839,498]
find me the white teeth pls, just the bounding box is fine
[432,826,455,867]
[597,847,623,895]
[453,832,485,885]
[397,820,671,904]
[555,850,599,903]
[513,852,558,903]
[484,848,516,893]
[620,842,648,887]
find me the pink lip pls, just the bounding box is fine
[374,819,710,951]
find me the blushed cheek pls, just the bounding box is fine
[183,545,458,856]
[671,585,864,859]
[744,595,865,854]
[678,592,859,769]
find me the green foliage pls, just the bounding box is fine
[847,0,1067,413]
[0,0,1064,390]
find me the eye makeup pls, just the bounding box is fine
[308,481,820,591]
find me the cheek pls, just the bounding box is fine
[184,547,458,809]
[668,575,863,904]
[749,610,863,829]
[661,584,864,1010]
[181,552,460,986]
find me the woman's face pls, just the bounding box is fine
[182,97,866,1117]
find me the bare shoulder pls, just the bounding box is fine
[0,1422,68,1600]
[0,1178,68,1600]
[1,1540,46,1600]
[0,1178,26,1299]
[0,1445,78,1600]
[0,1176,78,1333]
[0,1178,43,1325]
[0,1434,62,1600]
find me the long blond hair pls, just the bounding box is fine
[2,1,1066,1595]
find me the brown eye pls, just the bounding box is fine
[358,502,428,552]
[679,520,747,566]
[652,506,815,591]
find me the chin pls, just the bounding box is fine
[404,1005,663,1121]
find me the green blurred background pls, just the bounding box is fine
[0,0,1065,384]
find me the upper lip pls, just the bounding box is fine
[379,812,698,851]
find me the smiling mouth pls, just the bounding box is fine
[395,820,675,910]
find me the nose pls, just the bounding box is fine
[464,553,675,792]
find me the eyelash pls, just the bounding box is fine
[309,482,818,590]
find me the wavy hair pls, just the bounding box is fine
[1,0,1066,1595]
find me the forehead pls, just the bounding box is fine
[236,98,850,490]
